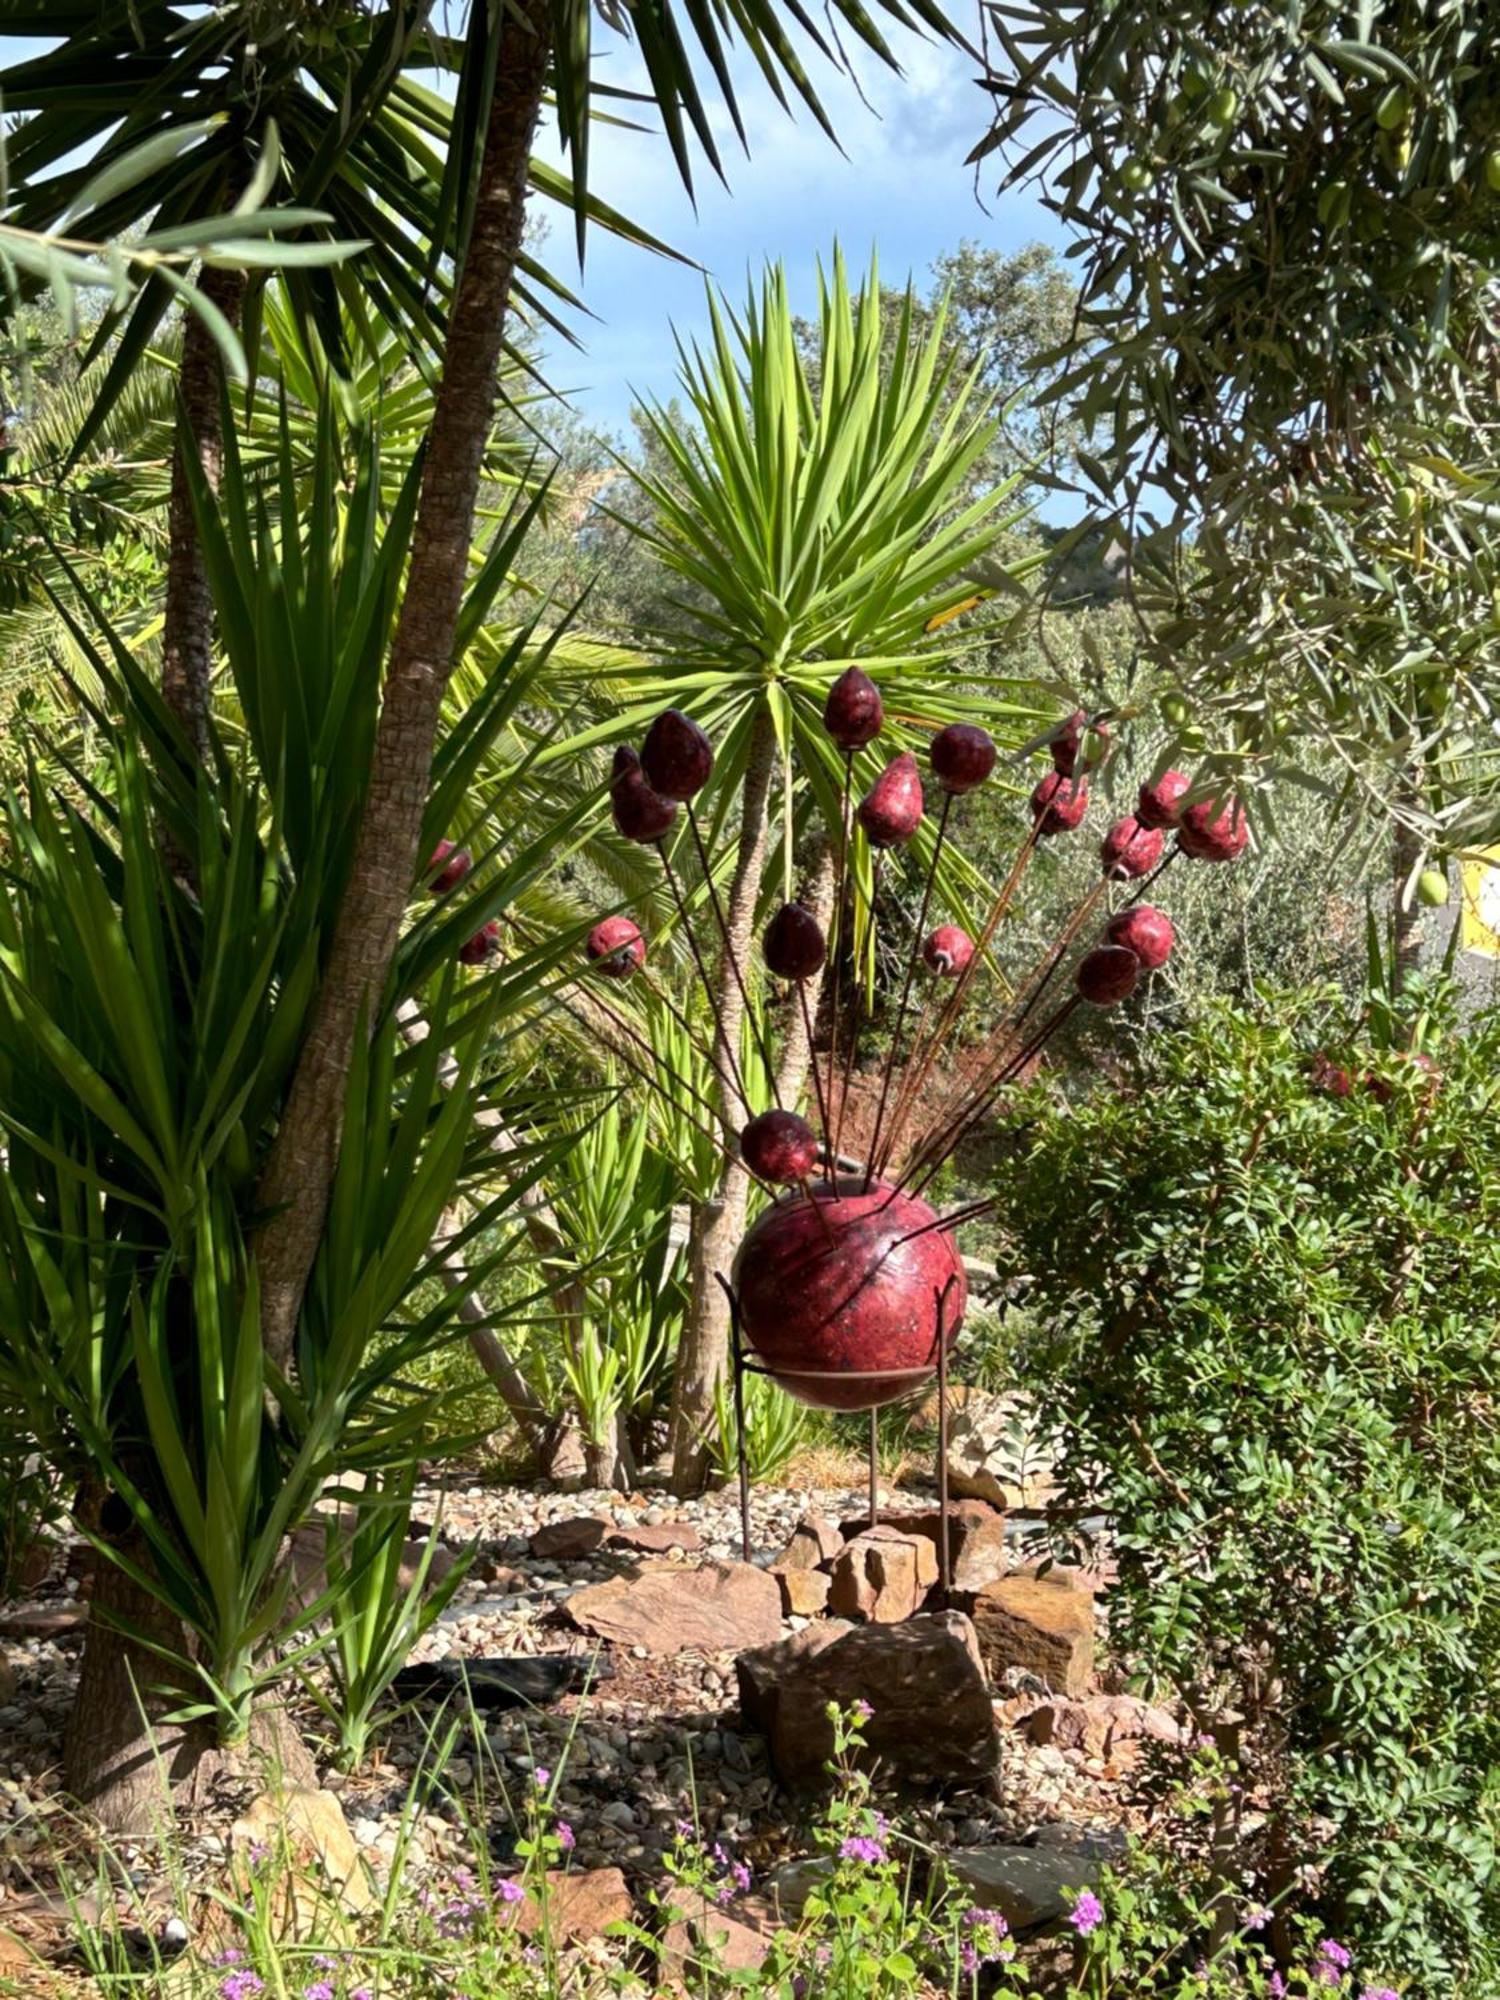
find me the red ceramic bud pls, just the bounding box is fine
[1101,815,1165,881]
[922,925,975,978]
[459,920,501,967]
[1310,1053,1353,1098]
[732,1180,966,1410]
[426,839,472,895]
[763,903,827,981]
[1076,944,1140,1006]
[740,1110,819,1185]
[610,745,678,844]
[1136,769,1190,830]
[857,752,923,848]
[823,667,884,751]
[1052,708,1110,777]
[641,708,714,801]
[930,723,996,795]
[1106,904,1174,971]
[586,915,646,978]
[1179,797,1249,862]
[1030,771,1090,836]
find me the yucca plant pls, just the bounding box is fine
[0,406,591,1830]
[558,251,1044,1490]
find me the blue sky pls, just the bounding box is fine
[1,17,1060,438]
[531,19,1062,437]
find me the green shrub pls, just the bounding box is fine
[989,983,1500,1994]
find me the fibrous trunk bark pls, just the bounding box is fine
[160,265,246,758]
[63,1490,314,1831]
[669,709,779,1496]
[253,0,553,1376]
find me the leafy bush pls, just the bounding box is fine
[989,984,1500,1994]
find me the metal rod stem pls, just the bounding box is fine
[868,1408,879,1529]
[865,791,952,1189]
[937,1281,952,1600]
[718,1274,753,1565]
[656,838,751,1115]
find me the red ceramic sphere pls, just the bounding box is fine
[857,752,924,848]
[823,667,884,751]
[1100,815,1165,881]
[733,1179,967,1411]
[930,723,996,795]
[1179,797,1249,862]
[427,839,472,894]
[1106,904,1174,970]
[923,924,975,977]
[763,902,827,981]
[641,709,714,801]
[586,915,646,978]
[1136,769,1190,830]
[1030,772,1090,836]
[610,745,678,844]
[740,1110,819,1185]
[1051,709,1110,777]
[459,920,501,967]
[1076,944,1140,1006]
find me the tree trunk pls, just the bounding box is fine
[669,709,779,1496]
[66,264,249,1830]
[1392,810,1426,996]
[160,265,246,758]
[63,1490,314,1831]
[252,0,554,1376]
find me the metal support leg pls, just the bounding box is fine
[936,1279,954,1599]
[868,1408,879,1528]
[717,1274,753,1564]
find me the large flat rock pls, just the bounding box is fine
[561,1559,782,1654]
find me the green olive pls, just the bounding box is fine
[1160,692,1191,727]
[1393,486,1420,522]
[1120,158,1155,192]
[1417,868,1450,908]
[1207,86,1239,126]
[1317,179,1352,228]
[1486,148,1500,193]
[1375,85,1410,131]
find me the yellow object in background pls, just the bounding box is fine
[1460,850,1500,958]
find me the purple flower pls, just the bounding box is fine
[350,1989,372,2000]
[220,1975,264,2000]
[1315,1940,1353,1988]
[213,1950,245,1968]
[533,1767,551,1790]
[1360,1989,1399,2000]
[838,1835,886,1864]
[496,1878,525,1905]
[731,1861,751,1893]
[1269,1978,1286,2000]
[959,1941,980,1975]
[1243,1907,1274,1933]
[556,1821,575,1852]
[675,1819,695,1841]
[1069,1890,1104,1937]
[853,1700,874,1720]
[303,1982,335,2000]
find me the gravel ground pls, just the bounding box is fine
[0,1477,1139,1912]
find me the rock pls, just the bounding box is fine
[737,1612,999,1790]
[390,1655,612,1710]
[1032,1822,1129,1866]
[528,1516,704,1560]
[764,1857,835,1917]
[1020,1694,1180,1758]
[774,1567,831,1618]
[660,1892,775,1977]
[561,1561,782,1655]
[827,1526,936,1623]
[969,1572,1095,1697]
[529,1516,613,1560]
[231,1789,374,1924]
[286,1515,456,1614]
[775,1514,844,1570]
[841,1500,1009,1594]
[946,1392,1055,1510]
[0,1604,85,1639]
[944,1843,1102,1932]
[516,1867,633,1941]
